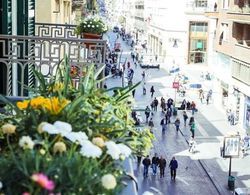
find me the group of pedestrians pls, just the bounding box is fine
[142,154,178,180]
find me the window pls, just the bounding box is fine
[54,0,60,13]
[190,22,208,32]
[195,0,208,7]
[223,0,229,9]
[219,23,229,44]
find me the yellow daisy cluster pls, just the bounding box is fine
[17,96,70,115]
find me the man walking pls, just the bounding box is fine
[153,97,159,111]
[151,153,159,176]
[158,156,167,178]
[169,157,178,181]
[142,155,151,178]
[189,116,195,138]
[183,111,188,126]
[174,118,181,132]
[145,106,151,123]
[160,117,168,132]
[150,86,155,98]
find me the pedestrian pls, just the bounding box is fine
[153,97,159,111]
[142,71,146,82]
[199,89,204,103]
[166,108,172,123]
[174,118,181,132]
[189,136,197,153]
[143,83,146,95]
[191,101,196,115]
[150,86,155,98]
[142,155,151,177]
[160,97,166,112]
[132,53,135,62]
[150,100,154,111]
[158,156,167,178]
[169,157,178,181]
[160,117,167,132]
[151,153,159,176]
[145,106,151,123]
[127,61,131,69]
[132,89,136,98]
[155,54,158,62]
[183,111,188,126]
[103,83,107,89]
[189,116,195,138]
[148,118,154,132]
[214,2,217,11]
[206,93,210,105]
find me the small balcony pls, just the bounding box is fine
[229,1,250,14]
[0,23,107,96]
[185,0,211,14]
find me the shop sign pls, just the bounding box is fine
[222,136,240,158]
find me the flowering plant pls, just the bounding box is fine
[75,16,108,35]
[0,56,153,194]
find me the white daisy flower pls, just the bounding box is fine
[42,121,72,136]
[117,143,131,157]
[142,191,154,195]
[80,140,102,158]
[65,131,88,144]
[19,136,35,150]
[101,174,117,190]
[105,141,121,160]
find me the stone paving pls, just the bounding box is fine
[106,32,250,195]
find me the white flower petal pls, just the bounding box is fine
[117,143,131,157]
[53,121,72,136]
[101,174,117,189]
[80,140,102,158]
[105,141,121,160]
[42,123,59,134]
[65,131,88,144]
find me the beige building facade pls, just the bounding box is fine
[36,0,72,24]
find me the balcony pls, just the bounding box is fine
[0,23,107,96]
[185,1,212,14]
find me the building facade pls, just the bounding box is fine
[206,0,250,133]
[36,0,72,24]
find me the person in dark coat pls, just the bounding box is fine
[151,153,159,175]
[150,86,155,98]
[174,118,181,132]
[183,111,188,126]
[153,97,159,111]
[145,106,151,123]
[142,155,151,177]
[158,156,167,178]
[160,118,168,132]
[169,156,178,180]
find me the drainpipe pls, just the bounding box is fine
[12,0,18,96]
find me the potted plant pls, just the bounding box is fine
[0,56,153,194]
[75,16,108,39]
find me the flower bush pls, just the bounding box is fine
[0,56,153,194]
[75,16,108,35]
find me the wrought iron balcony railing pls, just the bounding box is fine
[0,23,107,97]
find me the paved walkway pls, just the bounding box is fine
[106,32,250,194]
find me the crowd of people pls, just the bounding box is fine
[109,30,201,181]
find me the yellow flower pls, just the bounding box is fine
[45,97,70,115]
[1,124,16,135]
[16,100,29,110]
[92,137,105,148]
[53,142,67,154]
[30,96,46,109]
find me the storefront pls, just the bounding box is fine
[244,97,250,133]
